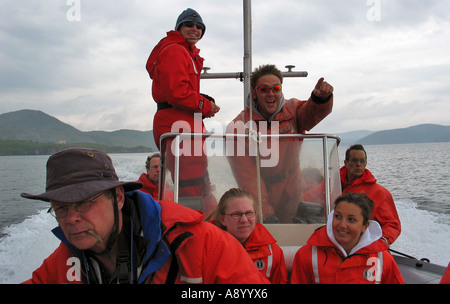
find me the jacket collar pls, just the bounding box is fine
[244,223,277,248]
[148,30,200,78]
[340,166,377,189]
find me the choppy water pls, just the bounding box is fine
[1,143,449,283]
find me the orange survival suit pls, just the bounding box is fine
[227,96,333,222]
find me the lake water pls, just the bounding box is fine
[0,142,449,283]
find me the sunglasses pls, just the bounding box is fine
[182,21,205,31]
[256,85,282,94]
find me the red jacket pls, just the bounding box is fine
[340,166,401,245]
[245,223,288,284]
[23,194,268,284]
[137,173,159,200]
[146,30,212,148]
[136,173,174,201]
[441,262,450,284]
[146,31,215,210]
[227,97,333,221]
[291,224,405,284]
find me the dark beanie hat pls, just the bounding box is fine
[175,8,206,38]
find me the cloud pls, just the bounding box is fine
[1,0,449,134]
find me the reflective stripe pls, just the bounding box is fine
[180,275,203,284]
[266,244,273,279]
[375,252,383,284]
[189,57,198,75]
[311,246,320,284]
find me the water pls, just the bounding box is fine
[339,142,450,268]
[1,144,449,283]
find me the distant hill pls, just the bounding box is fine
[357,124,450,145]
[0,109,157,155]
[1,110,449,155]
[337,130,374,147]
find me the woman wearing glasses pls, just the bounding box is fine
[207,188,288,284]
[227,64,334,222]
[146,8,220,214]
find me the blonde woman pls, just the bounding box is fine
[207,188,288,284]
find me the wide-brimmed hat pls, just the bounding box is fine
[21,148,142,203]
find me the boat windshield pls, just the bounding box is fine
[159,132,341,246]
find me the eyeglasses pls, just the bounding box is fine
[349,158,367,164]
[48,192,106,218]
[182,21,205,31]
[256,85,282,94]
[224,211,256,221]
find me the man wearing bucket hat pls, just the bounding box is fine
[146,8,219,215]
[21,148,268,284]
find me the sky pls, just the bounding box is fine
[1,0,449,134]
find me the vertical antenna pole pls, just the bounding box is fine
[243,0,263,222]
[243,0,252,108]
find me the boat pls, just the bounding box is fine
[156,0,447,283]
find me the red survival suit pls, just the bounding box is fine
[137,173,174,201]
[227,96,332,221]
[23,192,268,284]
[137,173,159,200]
[291,215,405,284]
[340,166,401,245]
[146,30,214,146]
[441,262,450,284]
[146,30,216,213]
[245,223,288,284]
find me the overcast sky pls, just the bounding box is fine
[1,0,449,134]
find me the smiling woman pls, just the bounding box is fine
[291,193,405,284]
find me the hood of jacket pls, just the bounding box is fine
[308,210,387,257]
[146,30,200,80]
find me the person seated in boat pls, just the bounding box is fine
[20,148,269,284]
[291,192,405,284]
[137,153,160,200]
[340,144,401,245]
[206,188,288,284]
[136,153,173,201]
[226,64,334,223]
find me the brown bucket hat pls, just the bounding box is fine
[21,148,143,203]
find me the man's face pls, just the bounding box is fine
[344,150,367,182]
[52,187,124,253]
[252,74,283,120]
[147,157,160,185]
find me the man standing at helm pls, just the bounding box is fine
[146,8,220,214]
